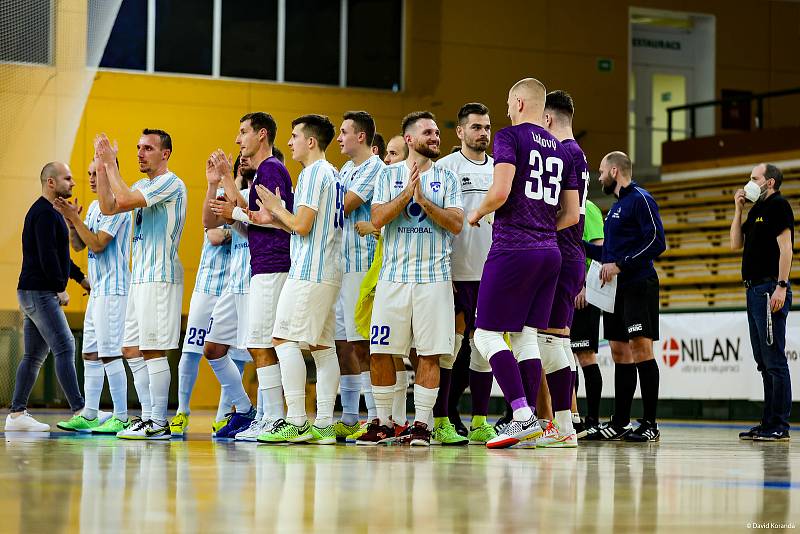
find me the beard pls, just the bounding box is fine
[56,187,73,199]
[602,180,617,196]
[415,140,440,159]
[465,137,489,153]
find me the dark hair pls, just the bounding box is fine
[544,90,575,120]
[764,163,783,190]
[291,114,335,151]
[604,151,632,178]
[401,111,436,134]
[372,132,386,160]
[457,102,490,125]
[240,112,277,146]
[273,147,285,164]
[142,128,172,151]
[343,111,376,145]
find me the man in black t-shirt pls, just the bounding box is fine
[731,163,794,441]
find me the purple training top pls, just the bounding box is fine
[557,138,590,262]
[491,123,578,250]
[248,156,294,275]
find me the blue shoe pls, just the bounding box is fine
[215,407,257,439]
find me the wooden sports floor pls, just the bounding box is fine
[2,413,798,533]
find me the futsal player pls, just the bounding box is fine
[384,134,408,165]
[467,78,580,449]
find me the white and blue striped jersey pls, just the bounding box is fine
[84,200,130,296]
[341,155,383,273]
[193,230,231,296]
[373,162,463,283]
[288,159,343,284]
[130,171,187,284]
[226,189,251,294]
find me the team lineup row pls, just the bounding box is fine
[9,77,665,448]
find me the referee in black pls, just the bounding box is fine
[731,163,793,441]
[583,151,666,442]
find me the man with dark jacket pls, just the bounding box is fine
[5,161,91,432]
[582,151,666,442]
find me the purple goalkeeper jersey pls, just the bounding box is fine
[557,139,590,262]
[491,123,578,250]
[248,156,294,274]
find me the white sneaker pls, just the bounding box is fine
[487,417,543,449]
[5,411,51,432]
[235,418,273,442]
[117,418,171,440]
[536,421,578,448]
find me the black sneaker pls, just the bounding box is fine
[738,425,762,440]
[752,429,790,442]
[494,413,512,434]
[576,417,599,439]
[624,419,660,442]
[582,421,632,441]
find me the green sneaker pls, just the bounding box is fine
[257,419,313,444]
[170,412,190,436]
[57,414,100,433]
[431,418,469,446]
[467,422,498,444]
[345,421,370,443]
[212,416,229,437]
[92,416,132,434]
[333,420,361,441]
[309,424,337,445]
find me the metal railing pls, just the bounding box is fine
[666,87,800,141]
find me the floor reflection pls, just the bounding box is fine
[1,423,798,533]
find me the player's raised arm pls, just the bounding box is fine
[468,163,513,226]
[371,165,417,230]
[413,166,463,235]
[95,134,148,215]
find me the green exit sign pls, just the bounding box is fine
[597,58,613,72]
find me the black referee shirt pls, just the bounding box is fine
[741,192,795,281]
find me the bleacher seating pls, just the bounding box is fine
[645,167,800,310]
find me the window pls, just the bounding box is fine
[96,0,147,70]
[1,0,52,64]
[284,0,341,86]
[221,0,278,80]
[155,0,213,75]
[347,0,402,90]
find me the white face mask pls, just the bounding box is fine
[744,180,765,202]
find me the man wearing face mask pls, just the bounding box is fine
[582,151,665,443]
[732,163,794,442]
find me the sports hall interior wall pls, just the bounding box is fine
[2,0,799,409]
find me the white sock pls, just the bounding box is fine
[555,410,574,434]
[257,364,285,421]
[256,387,265,420]
[81,360,104,420]
[312,347,339,427]
[372,385,394,427]
[513,407,534,421]
[126,357,151,420]
[275,343,307,426]
[339,374,361,426]
[361,371,376,419]
[392,370,408,423]
[177,351,202,415]
[146,357,171,424]
[208,355,252,413]
[413,384,439,427]
[104,359,128,421]
[216,388,233,423]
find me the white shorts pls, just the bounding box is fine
[334,292,347,341]
[246,272,288,348]
[83,293,127,357]
[370,280,454,357]
[181,291,220,354]
[340,271,367,342]
[124,282,183,351]
[273,278,340,347]
[206,291,249,350]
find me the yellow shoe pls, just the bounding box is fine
[170,412,189,437]
[345,421,369,443]
[333,420,361,441]
[212,417,229,437]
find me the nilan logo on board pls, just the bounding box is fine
[660,337,741,373]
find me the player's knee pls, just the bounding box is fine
[537,332,570,373]
[275,341,301,362]
[439,352,456,370]
[473,329,508,361]
[469,349,492,373]
[509,326,540,362]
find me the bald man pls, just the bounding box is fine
[467,78,581,448]
[6,162,92,432]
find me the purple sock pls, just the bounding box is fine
[518,359,542,409]
[546,366,573,412]
[489,350,528,411]
[433,368,452,418]
[469,370,493,416]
